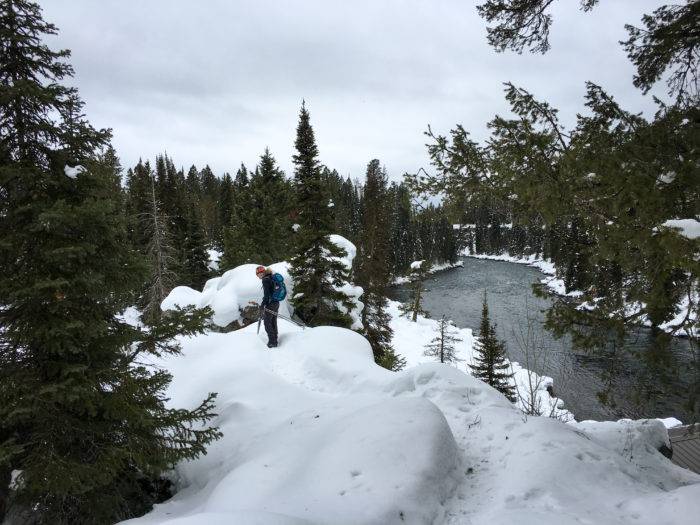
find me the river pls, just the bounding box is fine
[390,257,698,422]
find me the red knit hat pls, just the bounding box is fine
[255,265,265,275]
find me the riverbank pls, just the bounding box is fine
[461,249,697,338]
[390,255,697,423]
[385,299,574,422]
[392,260,464,285]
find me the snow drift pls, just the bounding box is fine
[122,319,700,525]
[139,240,700,524]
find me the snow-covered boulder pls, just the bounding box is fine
[162,262,293,328]
[572,418,674,461]
[162,235,364,330]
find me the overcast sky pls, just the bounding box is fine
[41,0,668,181]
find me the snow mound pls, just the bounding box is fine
[206,249,221,271]
[162,262,293,327]
[327,234,364,329]
[122,315,699,525]
[123,322,460,525]
[410,260,425,270]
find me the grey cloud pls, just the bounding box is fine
[41,0,667,180]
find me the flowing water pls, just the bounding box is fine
[390,257,698,422]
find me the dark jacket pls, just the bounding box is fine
[261,273,278,306]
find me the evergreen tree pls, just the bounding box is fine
[356,159,403,369]
[221,149,294,270]
[288,102,353,327]
[220,164,255,270]
[477,0,699,102]
[181,206,210,290]
[234,162,249,186]
[424,316,463,364]
[198,164,220,244]
[399,260,431,321]
[324,169,361,243]
[470,293,516,402]
[246,148,293,262]
[125,160,153,251]
[217,172,235,248]
[0,4,220,521]
[143,171,177,325]
[622,1,700,102]
[185,164,201,197]
[388,183,415,276]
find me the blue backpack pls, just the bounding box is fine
[271,273,287,301]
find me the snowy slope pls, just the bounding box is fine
[121,321,700,524]
[386,301,571,421]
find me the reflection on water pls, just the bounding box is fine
[389,257,698,422]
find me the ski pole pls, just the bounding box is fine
[263,307,307,329]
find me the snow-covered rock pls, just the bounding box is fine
[162,235,364,330]
[162,262,294,327]
[410,260,426,270]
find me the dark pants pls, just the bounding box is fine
[263,301,279,344]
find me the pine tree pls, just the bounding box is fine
[125,159,153,251]
[0,4,221,521]
[400,260,431,321]
[234,162,249,186]
[143,171,177,325]
[470,293,516,402]
[288,102,353,327]
[388,183,415,275]
[356,159,403,369]
[246,148,293,263]
[424,315,463,364]
[221,164,256,270]
[181,206,210,290]
[185,164,201,197]
[198,164,220,244]
[217,172,235,249]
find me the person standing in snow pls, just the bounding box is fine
[256,265,279,348]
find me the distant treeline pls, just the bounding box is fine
[121,152,460,293]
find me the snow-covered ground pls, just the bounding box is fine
[132,239,700,524]
[387,301,571,422]
[121,314,700,524]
